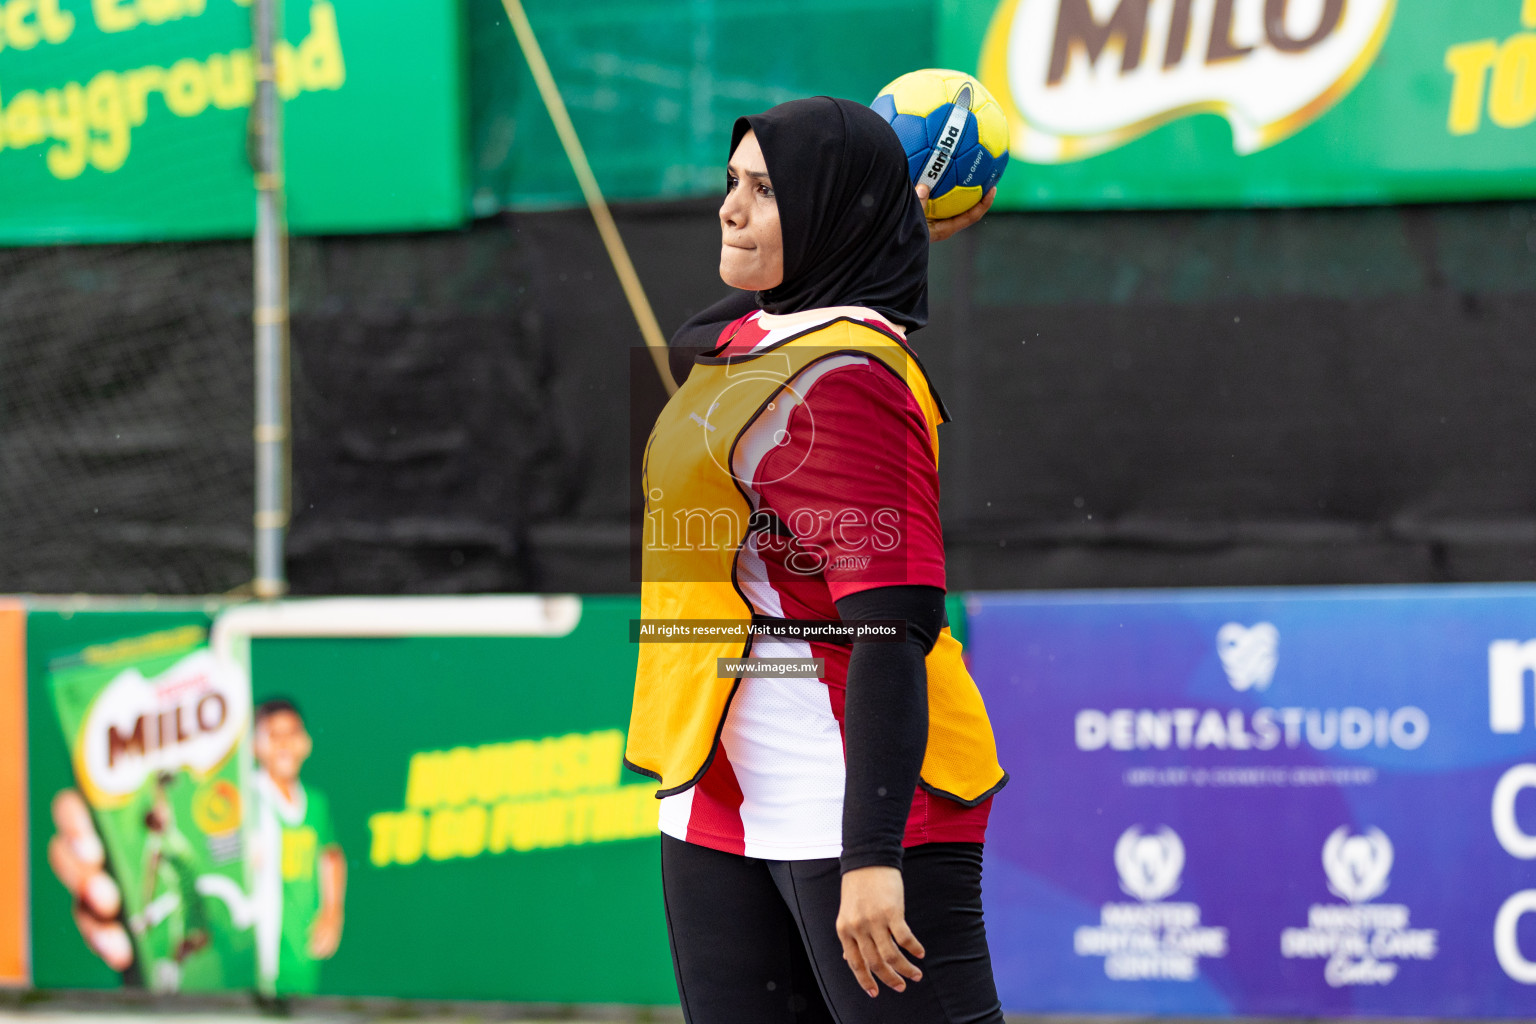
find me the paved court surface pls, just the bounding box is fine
[0,995,1121,1024]
[0,996,685,1024]
[0,1006,1356,1024]
[0,1006,1059,1024]
[1,1012,673,1024]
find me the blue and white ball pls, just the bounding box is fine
[871,68,1009,220]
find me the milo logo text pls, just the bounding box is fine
[76,647,249,804]
[107,691,229,768]
[980,0,1397,161]
[1048,0,1348,84]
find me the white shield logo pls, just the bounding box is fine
[1217,621,1279,692]
[1115,825,1185,902]
[1322,825,1393,904]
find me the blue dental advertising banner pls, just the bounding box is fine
[968,585,1536,1017]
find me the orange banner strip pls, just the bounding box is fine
[0,601,27,986]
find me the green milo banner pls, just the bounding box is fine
[25,597,676,1003]
[8,0,1533,237]
[941,0,1536,206]
[0,0,466,243]
[46,620,254,992]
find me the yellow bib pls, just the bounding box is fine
[625,316,1007,806]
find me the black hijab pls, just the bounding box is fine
[732,96,929,331]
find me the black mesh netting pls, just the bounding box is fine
[2,200,1535,595]
[0,243,253,593]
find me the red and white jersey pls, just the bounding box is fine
[658,307,991,860]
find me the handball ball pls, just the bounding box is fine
[871,69,1009,220]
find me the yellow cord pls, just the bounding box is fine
[500,0,678,396]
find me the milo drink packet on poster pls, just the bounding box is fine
[48,625,256,993]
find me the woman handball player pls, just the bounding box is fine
[627,95,1005,1024]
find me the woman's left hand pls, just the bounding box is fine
[836,865,927,997]
[917,184,996,242]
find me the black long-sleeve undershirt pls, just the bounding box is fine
[834,583,945,874]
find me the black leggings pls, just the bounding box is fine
[661,836,1005,1024]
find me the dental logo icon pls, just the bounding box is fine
[1217,621,1278,692]
[1282,826,1438,987]
[1115,825,1184,902]
[1323,826,1393,904]
[978,0,1398,163]
[1077,825,1228,980]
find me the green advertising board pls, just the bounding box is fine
[942,0,1536,207]
[243,597,674,1003]
[0,0,467,244]
[24,597,676,1003]
[9,0,1533,241]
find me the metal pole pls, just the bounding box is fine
[251,0,290,599]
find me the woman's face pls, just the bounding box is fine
[719,130,784,291]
